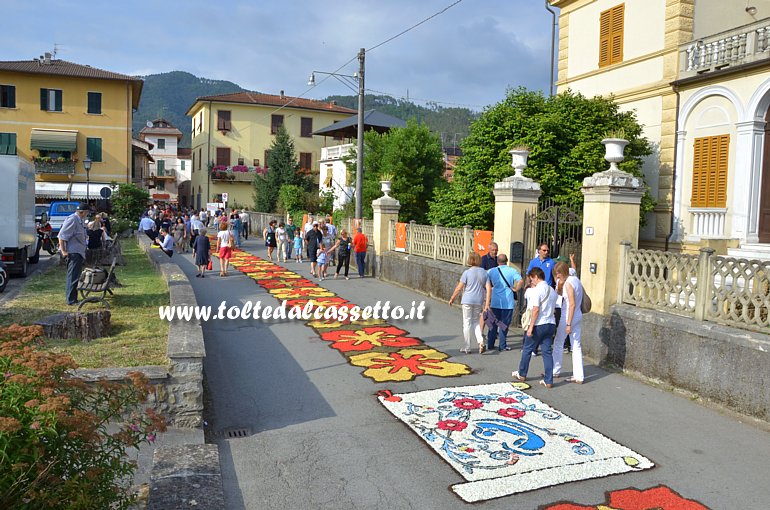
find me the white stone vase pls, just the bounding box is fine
[601,138,629,171]
[380,180,392,196]
[509,149,530,178]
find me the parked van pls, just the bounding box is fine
[48,201,81,235]
[0,156,41,275]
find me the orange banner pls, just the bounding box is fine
[474,230,493,256]
[302,213,308,227]
[395,222,407,251]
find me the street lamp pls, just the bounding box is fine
[83,155,92,204]
[308,48,366,219]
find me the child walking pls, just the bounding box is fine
[293,232,303,263]
[317,246,329,280]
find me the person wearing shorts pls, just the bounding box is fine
[216,223,233,276]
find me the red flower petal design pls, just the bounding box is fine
[497,407,526,419]
[437,420,468,432]
[453,398,483,410]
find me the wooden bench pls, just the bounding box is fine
[78,258,118,310]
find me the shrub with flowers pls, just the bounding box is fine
[231,165,249,172]
[0,325,166,509]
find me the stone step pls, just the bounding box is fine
[727,244,770,261]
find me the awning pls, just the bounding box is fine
[30,129,78,151]
[34,181,116,199]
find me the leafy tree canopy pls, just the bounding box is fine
[349,120,446,222]
[112,183,150,221]
[253,125,311,212]
[428,88,654,229]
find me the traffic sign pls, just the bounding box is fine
[100,186,112,199]
[222,192,229,203]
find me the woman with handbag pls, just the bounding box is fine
[216,223,233,276]
[192,228,211,278]
[512,267,558,387]
[552,261,586,383]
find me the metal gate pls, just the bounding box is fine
[512,198,583,326]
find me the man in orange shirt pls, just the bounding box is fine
[352,227,368,278]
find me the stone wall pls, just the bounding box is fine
[75,235,206,428]
[581,305,770,422]
[378,250,464,302]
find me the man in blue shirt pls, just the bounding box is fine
[58,203,90,305]
[484,254,523,351]
[139,214,157,240]
[526,243,554,286]
[154,227,175,257]
[480,242,498,270]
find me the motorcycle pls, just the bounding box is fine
[37,224,58,255]
[0,260,7,293]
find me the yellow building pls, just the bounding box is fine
[0,53,142,202]
[186,91,355,210]
[552,0,770,258]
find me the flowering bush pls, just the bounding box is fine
[32,156,68,164]
[212,165,228,172]
[211,169,234,180]
[231,165,249,172]
[0,325,166,509]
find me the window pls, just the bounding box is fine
[253,158,260,167]
[599,4,624,68]
[299,152,312,174]
[157,159,165,176]
[192,152,195,172]
[0,132,17,155]
[217,110,231,131]
[86,137,102,162]
[301,117,313,138]
[157,180,165,191]
[0,85,15,108]
[691,135,729,208]
[40,88,63,112]
[87,92,101,114]
[198,148,202,170]
[237,157,244,166]
[181,160,186,171]
[271,114,284,134]
[216,147,231,167]
[157,138,165,150]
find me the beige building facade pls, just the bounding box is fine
[552,0,770,257]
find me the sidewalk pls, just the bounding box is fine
[179,237,770,509]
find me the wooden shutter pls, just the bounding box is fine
[301,117,313,137]
[691,135,729,208]
[53,90,62,112]
[216,147,230,167]
[299,152,312,174]
[1,85,15,108]
[40,88,48,110]
[87,137,102,162]
[217,110,231,131]
[87,92,101,114]
[271,115,283,134]
[599,4,624,67]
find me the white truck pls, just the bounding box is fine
[0,155,41,276]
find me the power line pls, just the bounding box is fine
[367,0,466,53]
[365,87,485,109]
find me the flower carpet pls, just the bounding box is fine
[541,485,710,509]
[377,382,654,503]
[214,245,472,382]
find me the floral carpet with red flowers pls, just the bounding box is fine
[541,485,710,509]
[213,245,472,383]
[378,382,654,503]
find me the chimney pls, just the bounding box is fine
[43,52,52,65]
[280,90,285,99]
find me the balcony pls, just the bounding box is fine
[34,159,75,175]
[151,168,175,180]
[689,207,727,238]
[211,165,267,183]
[680,18,770,79]
[321,144,354,162]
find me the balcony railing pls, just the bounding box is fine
[151,168,175,179]
[34,159,75,175]
[680,18,770,78]
[321,144,354,161]
[689,207,727,238]
[210,165,267,183]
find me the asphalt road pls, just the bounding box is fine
[173,237,770,509]
[0,251,57,305]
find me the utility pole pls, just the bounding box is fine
[355,47,366,220]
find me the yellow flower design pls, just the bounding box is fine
[349,348,471,382]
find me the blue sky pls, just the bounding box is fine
[5,0,555,110]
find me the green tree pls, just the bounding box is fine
[428,88,654,229]
[253,125,310,212]
[349,120,446,222]
[111,183,150,221]
[277,184,305,215]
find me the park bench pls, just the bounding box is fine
[77,257,118,310]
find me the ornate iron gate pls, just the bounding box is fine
[512,198,583,326]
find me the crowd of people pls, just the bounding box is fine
[450,241,586,389]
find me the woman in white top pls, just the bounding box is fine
[552,261,585,383]
[512,266,558,387]
[216,222,233,276]
[449,252,489,354]
[276,222,287,262]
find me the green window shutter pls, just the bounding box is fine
[157,160,165,175]
[8,86,15,108]
[8,133,16,155]
[53,90,62,111]
[87,92,101,114]
[40,88,48,110]
[87,137,103,162]
[0,133,7,155]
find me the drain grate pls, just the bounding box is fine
[214,427,253,439]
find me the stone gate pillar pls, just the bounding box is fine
[493,176,541,272]
[372,192,400,275]
[581,161,644,315]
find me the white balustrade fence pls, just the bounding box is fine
[621,244,769,333]
[387,220,473,265]
[690,208,726,238]
[682,19,770,77]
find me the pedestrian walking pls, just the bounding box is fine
[552,261,585,384]
[352,227,368,278]
[481,242,499,270]
[58,203,90,305]
[306,222,322,277]
[263,220,277,261]
[331,229,352,279]
[293,230,303,263]
[276,222,287,262]
[512,267,558,388]
[285,216,297,261]
[449,252,489,354]
[216,223,233,276]
[193,228,211,277]
[484,254,523,352]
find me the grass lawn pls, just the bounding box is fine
[0,238,169,368]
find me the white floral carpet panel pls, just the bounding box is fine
[378,382,654,502]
